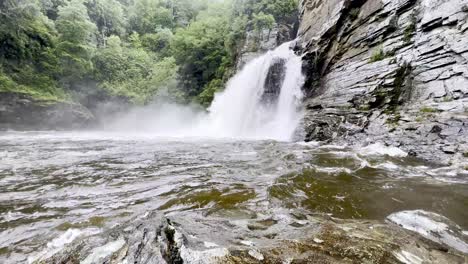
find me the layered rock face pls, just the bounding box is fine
[298,0,468,164]
[0,92,94,130]
[237,14,299,69]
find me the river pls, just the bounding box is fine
[0,131,467,263]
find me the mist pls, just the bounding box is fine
[94,41,305,142]
[101,99,208,138]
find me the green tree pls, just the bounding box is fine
[234,0,298,20]
[39,0,67,20]
[197,78,222,107]
[171,2,231,97]
[0,0,55,62]
[93,35,126,82]
[171,0,208,27]
[128,0,174,34]
[261,0,298,20]
[1,0,299,107]
[85,0,126,45]
[141,28,173,55]
[252,11,275,32]
[0,0,63,99]
[94,34,179,103]
[55,0,97,87]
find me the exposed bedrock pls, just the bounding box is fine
[41,211,467,264]
[298,0,468,165]
[236,12,299,69]
[0,92,94,130]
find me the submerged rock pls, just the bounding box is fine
[387,210,468,254]
[39,211,467,264]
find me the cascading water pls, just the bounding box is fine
[203,41,305,141]
[106,41,305,142]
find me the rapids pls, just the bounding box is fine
[0,132,467,263]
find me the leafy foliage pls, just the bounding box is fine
[95,36,178,103]
[85,0,126,43]
[127,0,174,34]
[0,0,299,105]
[55,0,97,87]
[171,2,231,97]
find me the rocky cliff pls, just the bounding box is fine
[298,0,468,165]
[236,14,299,69]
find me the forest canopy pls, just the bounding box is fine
[0,0,298,107]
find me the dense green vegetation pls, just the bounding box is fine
[0,0,298,107]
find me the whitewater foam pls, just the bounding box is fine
[359,143,408,157]
[82,238,126,264]
[393,250,423,264]
[28,228,100,263]
[204,41,304,141]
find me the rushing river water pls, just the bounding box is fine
[1,41,467,264]
[0,131,467,263]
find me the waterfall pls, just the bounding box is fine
[107,41,305,142]
[204,41,305,141]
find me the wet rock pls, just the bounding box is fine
[442,145,458,154]
[41,211,467,264]
[298,0,468,166]
[261,59,286,106]
[247,219,278,231]
[81,239,126,264]
[431,125,443,134]
[387,210,468,254]
[236,12,298,69]
[0,92,94,130]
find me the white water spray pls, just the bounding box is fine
[108,41,305,141]
[204,41,305,141]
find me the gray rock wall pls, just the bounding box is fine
[298,0,468,164]
[236,15,299,69]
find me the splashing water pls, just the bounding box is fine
[106,41,305,142]
[204,41,305,141]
